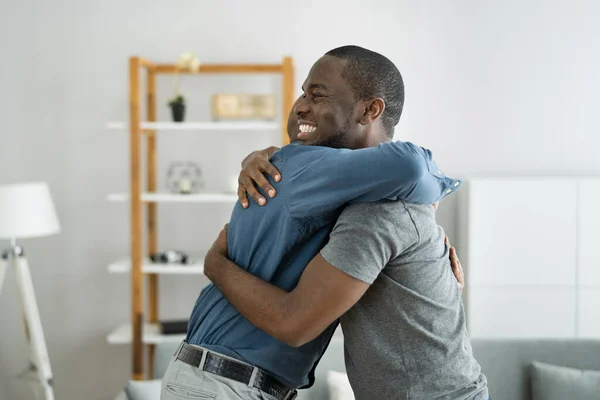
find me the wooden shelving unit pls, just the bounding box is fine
[109,55,294,381]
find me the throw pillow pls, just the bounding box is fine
[124,379,162,400]
[531,361,600,400]
[327,370,355,400]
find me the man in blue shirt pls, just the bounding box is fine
[160,46,459,400]
[205,48,489,400]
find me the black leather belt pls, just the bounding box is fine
[175,342,297,400]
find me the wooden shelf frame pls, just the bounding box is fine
[125,56,294,380]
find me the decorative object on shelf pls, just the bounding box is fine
[169,53,200,122]
[168,52,200,122]
[166,161,204,194]
[168,95,185,122]
[150,250,190,265]
[212,94,276,120]
[176,52,201,73]
[0,182,60,400]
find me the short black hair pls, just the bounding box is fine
[325,45,404,138]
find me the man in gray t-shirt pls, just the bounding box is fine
[320,201,488,399]
[204,196,489,399]
[202,45,490,399]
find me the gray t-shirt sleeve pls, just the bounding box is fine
[320,201,419,284]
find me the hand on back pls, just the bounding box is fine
[237,147,281,208]
[445,236,464,292]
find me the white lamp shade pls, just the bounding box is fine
[0,182,61,239]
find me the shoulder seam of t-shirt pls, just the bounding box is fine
[400,200,421,247]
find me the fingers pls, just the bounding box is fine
[247,167,271,204]
[252,161,278,198]
[237,147,282,209]
[449,246,464,292]
[446,236,463,292]
[449,246,458,263]
[237,158,281,207]
[238,175,266,206]
[449,247,460,272]
[262,147,282,182]
[262,161,281,183]
[237,184,249,208]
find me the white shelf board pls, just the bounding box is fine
[108,257,204,275]
[107,323,186,345]
[106,121,279,131]
[107,192,238,203]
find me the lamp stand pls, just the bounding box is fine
[1,240,55,400]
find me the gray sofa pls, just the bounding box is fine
[122,338,600,400]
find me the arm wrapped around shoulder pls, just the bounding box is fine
[286,141,457,218]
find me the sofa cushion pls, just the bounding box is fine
[471,339,600,400]
[531,361,600,400]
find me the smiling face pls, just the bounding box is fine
[289,56,364,149]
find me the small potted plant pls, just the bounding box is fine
[167,52,199,122]
[168,94,185,122]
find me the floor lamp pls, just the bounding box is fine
[0,182,60,400]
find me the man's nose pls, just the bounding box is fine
[294,97,310,118]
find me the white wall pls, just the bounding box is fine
[1,0,600,398]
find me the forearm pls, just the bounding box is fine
[350,141,437,204]
[324,142,424,201]
[296,142,442,208]
[363,142,452,204]
[204,252,297,343]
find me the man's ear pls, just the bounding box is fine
[359,98,385,125]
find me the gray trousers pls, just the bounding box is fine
[160,347,279,400]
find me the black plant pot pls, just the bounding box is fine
[170,103,185,122]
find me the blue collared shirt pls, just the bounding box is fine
[186,141,460,389]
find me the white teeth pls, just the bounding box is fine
[299,124,316,133]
